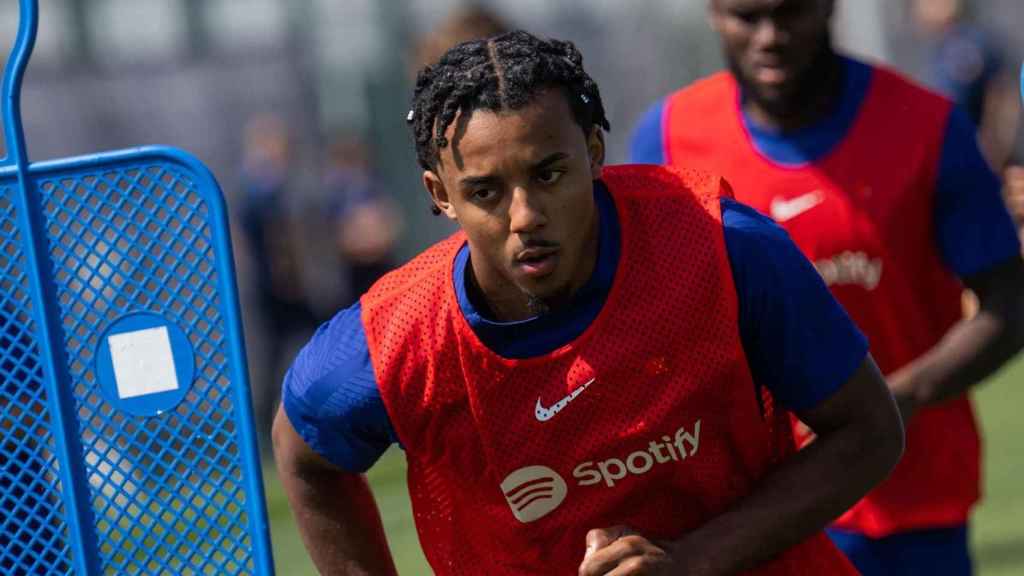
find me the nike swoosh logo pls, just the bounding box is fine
[535,378,594,422]
[769,191,825,223]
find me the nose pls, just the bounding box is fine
[752,16,789,48]
[508,186,547,234]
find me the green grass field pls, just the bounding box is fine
[263,355,1024,575]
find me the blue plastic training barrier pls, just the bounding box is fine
[0,1,274,574]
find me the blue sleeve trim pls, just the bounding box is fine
[722,198,869,412]
[629,99,667,164]
[935,106,1022,278]
[281,302,396,473]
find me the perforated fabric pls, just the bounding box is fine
[362,165,856,574]
[1,185,73,575]
[663,65,976,537]
[36,163,256,574]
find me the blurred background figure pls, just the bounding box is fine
[902,0,1023,314]
[908,0,1019,170]
[237,114,318,452]
[323,132,402,308]
[408,3,511,76]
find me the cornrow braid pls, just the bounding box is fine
[407,30,610,177]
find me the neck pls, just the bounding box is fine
[464,263,536,322]
[743,47,845,133]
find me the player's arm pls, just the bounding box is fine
[628,99,668,164]
[580,358,902,576]
[271,304,400,576]
[672,357,901,576]
[890,255,1024,417]
[1005,166,1024,228]
[977,58,1018,169]
[888,107,1024,419]
[273,408,397,576]
[580,199,904,576]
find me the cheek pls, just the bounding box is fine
[720,23,752,52]
[794,26,824,55]
[464,217,511,259]
[557,182,596,240]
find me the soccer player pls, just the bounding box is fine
[408,4,511,76]
[274,30,904,575]
[909,0,1019,170]
[630,1,1024,574]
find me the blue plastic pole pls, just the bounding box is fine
[3,1,101,573]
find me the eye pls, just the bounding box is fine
[730,8,761,25]
[471,188,499,203]
[536,169,564,185]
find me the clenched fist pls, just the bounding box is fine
[578,526,685,576]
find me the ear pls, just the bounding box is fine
[706,0,722,32]
[587,127,605,178]
[423,170,458,220]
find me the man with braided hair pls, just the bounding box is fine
[273,30,904,575]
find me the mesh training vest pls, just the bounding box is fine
[661,66,977,537]
[362,165,857,574]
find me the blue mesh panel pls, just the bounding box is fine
[0,184,74,575]
[38,163,254,575]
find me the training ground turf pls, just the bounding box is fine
[263,355,1024,575]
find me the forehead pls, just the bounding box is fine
[439,89,581,172]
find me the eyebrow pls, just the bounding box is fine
[535,152,570,169]
[457,152,572,189]
[458,174,501,189]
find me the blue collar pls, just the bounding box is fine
[740,55,873,166]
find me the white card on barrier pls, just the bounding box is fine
[108,326,180,399]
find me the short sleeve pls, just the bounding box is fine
[722,199,869,412]
[934,106,1022,278]
[629,99,668,164]
[281,302,396,473]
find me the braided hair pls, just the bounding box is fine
[407,30,610,178]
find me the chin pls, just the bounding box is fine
[754,88,803,117]
[528,280,576,308]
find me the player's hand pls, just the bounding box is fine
[578,526,683,576]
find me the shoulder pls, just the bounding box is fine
[362,232,465,311]
[664,71,736,113]
[719,197,822,291]
[864,57,953,113]
[719,198,792,253]
[946,24,1003,64]
[629,98,669,164]
[282,302,398,472]
[286,304,370,397]
[283,303,379,446]
[359,233,469,392]
[602,164,729,208]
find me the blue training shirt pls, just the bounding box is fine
[629,56,1021,279]
[283,182,869,473]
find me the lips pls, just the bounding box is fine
[752,61,790,85]
[514,246,559,278]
